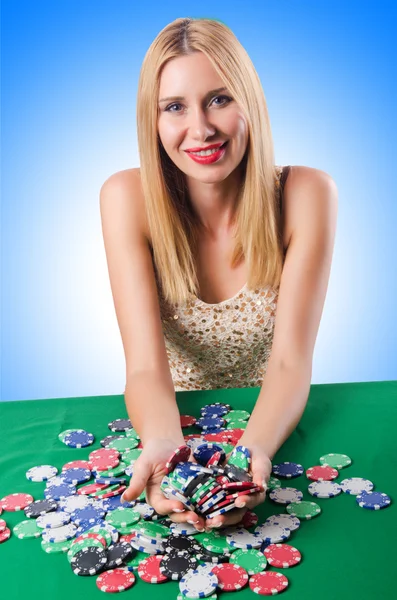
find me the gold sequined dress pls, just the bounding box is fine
[153,165,290,391]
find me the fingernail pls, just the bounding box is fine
[120,493,126,503]
[236,501,246,508]
[187,520,196,525]
[172,508,185,513]
[195,527,205,532]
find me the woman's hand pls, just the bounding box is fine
[121,438,207,530]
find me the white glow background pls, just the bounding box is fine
[2,0,396,401]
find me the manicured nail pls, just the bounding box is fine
[172,508,185,513]
[236,501,246,508]
[195,527,205,532]
[187,520,196,525]
[120,493,126,503]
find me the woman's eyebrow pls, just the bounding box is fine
[158,87,228,104]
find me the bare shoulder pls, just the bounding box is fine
[282,166,338,245]
[100,167,149,240]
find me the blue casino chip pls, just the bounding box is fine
[356,491,391,510]
[44,483,77,500]
[193,443,225,466]
[63,430,95,448]
[195,417,225,430]
[70,506,106,525]
[272,462,304,479]
[61,468,92,485]
[100,495,135,512]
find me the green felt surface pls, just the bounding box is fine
[0,380,396,599]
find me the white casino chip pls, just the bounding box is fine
[36,511,71,529]
[254,523,291,543]
[308,481,342,498]
[41,523,77,543]
[26,465,58,482]
[340,477,374,495]
[265,514,301,531]
[269,487,303,505]
[226,528,262,549]
[59,495,93,513]
[179,568,219,599]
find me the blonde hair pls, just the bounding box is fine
[136,17,283,306]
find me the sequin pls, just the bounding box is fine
[154,166,286,391]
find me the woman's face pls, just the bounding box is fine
[157,52,249,183]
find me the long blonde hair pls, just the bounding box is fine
[136,17,283,306]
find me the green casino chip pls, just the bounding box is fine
[133,521,169,538]
[85,525,112,546]
[286,500,322,519]
[218,443,235,454]
[108,437,139,452]
[122,449,142,463]
[92,484,121,497]
[105,507,141,528]
[224,410,250,422]
[225,420,247,429]
[267,476,282,490]
[200,532,233,555]
[125,427,140,440]
[230,548,267,574]
[228,447,250,471]
[41,538,73,554]
[320,453,352,469]
[13,519,42,539]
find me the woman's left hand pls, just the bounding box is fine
[203,443,272,530]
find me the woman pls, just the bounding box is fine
[100,17,338,530]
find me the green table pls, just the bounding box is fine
[0,380,396,599]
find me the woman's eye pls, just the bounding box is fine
[165,95,231,113]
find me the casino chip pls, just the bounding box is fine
[63,429,95,448]
[179,568,218,598]
[62,467,92,485]
[138,554,168,583]
[180,415,197,428]
[267,477,281,490]
[72,506,107,525]
[0,519,6,532]
[62,460,92,471]
[71,546,108,575]
[254,523,290,544]
[212,563,249,591]
[264,544,302,568]
[160,551,198,580]
[0,493,34,512]
[41,538,73,554]
[59,495,92,513]
[108,418,132,432]
[319,453,352,469]
[0,528,11,543]
[340,477,374,495]
[356,491,391,510]
[107,541,133,568]
[308,481,342,498]
[13,519,42,539]
[44,483,76,501]
[96,568,136,592]
[265,514,301,532]
[272,462,304,479]
[36,511,71,529]
[24,498,58,518]
[226,528,262,549]
[241,510,259,528]
[165,445,191,474]
[170,522,201,536]
[268,487,303,505]
[249,571,289,595]
[164,534,202,555]
[286,501,321,519]
[306,465,339,481]
[230,548,268,575]
[26,465,58,482]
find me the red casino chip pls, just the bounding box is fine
[138,555,168,583]
[62,460,92,472]
[137,441,144,449]
[0,519,7,532]
[221,481,257,492]
[212,563,249,591]
[120,532,137,544]
[249,571,289,595]
[197,485,222,506]
[306,465,339,481]
[96,567,136,592]
[207,451,223,467]
[0,528,11,543]
[165,445,191,474]
[216,475,229,485]
[180,415,196,428]
[88,457,120,471]
[100,485,126,499]
[0,493,34,512]
[89,448,119,461]
[227,429,245,444]
[203,432,230,443]
[77,483,109,496]
[240,510,259,528]
[264,544,302,568]
[74,532,107,548]
[225,486,263,501]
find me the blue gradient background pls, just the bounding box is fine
[1,1,396,402]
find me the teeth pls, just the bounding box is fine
[190,145,223,157]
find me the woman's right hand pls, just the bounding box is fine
[121,438,207,530]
